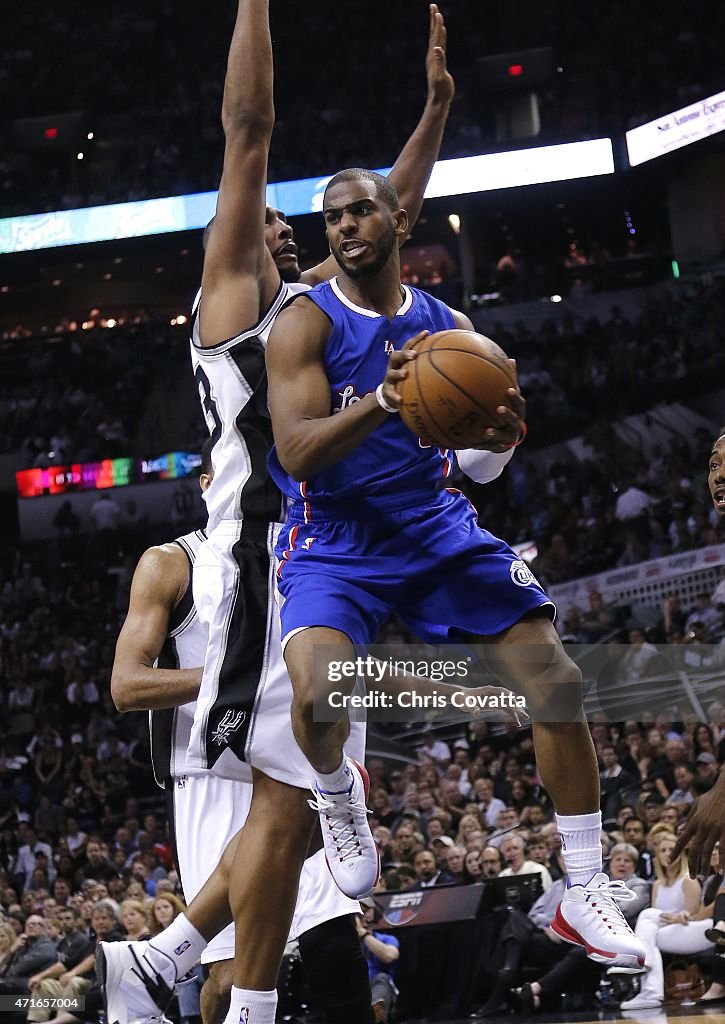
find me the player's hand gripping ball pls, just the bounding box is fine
[396,329,523,449]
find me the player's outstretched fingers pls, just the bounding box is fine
[402,330,429,351]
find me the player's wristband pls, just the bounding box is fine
[375,383,399,415]
[500,421,527,449]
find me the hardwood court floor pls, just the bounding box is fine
[416,1005,725,1024]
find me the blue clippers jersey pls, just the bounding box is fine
[268,277,457,514]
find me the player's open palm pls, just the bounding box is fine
[426,4,455,106]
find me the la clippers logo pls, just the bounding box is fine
[211,709,246,746]
[384,340,395,355]
[383,890,424,926]
[510,559,537,588]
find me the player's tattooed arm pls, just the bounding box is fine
[267,299,390,480]
[111,545,202,712]
[302,4,454,286]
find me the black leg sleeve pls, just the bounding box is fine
[298,915,375,1024]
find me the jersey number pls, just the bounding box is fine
[195,365,222,447]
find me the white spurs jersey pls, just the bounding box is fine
[149,529,209,785]
[190,280,310,533]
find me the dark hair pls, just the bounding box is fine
[323,168,399,213]
[622,815,646,830]
[200,437,214,478]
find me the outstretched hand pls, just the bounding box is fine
[426,4,455,107]
[671,773,725,877]
[466,685,530,728]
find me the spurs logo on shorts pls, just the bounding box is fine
[211,709,246,746]
[510,558,538,588]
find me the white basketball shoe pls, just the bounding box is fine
[309,757,380,899]
[551,873,647,971]
[96,940,176,1024]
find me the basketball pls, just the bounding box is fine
[397,329,518,449]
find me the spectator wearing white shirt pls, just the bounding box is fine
[418,728,451,770]
[472,777,507,828]
[615,484,651,520]
[499,834,553,892]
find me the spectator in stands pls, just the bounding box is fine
[479,847,503,879]
[410,850,454,890]
[357,903,399,1024]
[499,835,552,891]
[119,899,150,942]
[25,906,88,996]
[695,751,719,788]
[621,817,653,879]
[621,847,719,1010]
[444,846,467,885]
[418,729,451,771]
[0,915,57,996]
[463,850,484,883]
[600,744,638,819]
[77,839,117,885]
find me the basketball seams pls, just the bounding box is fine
[410,345,458,448]
[426,349,509,425]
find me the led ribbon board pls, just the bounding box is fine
[17,451,201,498]
[0,139,614,254]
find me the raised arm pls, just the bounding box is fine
[388,3,455,237]
[111,546,202,712]
[302,3,454,286]
[199,0,279,346]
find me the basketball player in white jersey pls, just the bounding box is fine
[98,4,457,1023]
[108,449,376,1024]
[671,425,725,877]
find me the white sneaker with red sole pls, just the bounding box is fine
[551,873,646,972]
[309,757,380,899]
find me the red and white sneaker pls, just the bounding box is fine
[309,757,380,899]
[551,873,646,972]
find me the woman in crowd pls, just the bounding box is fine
[0,923,16,974]
[120,898,151,941]
[621,844,718,1010]
[150,891,203,1022]
[463,850,484,884]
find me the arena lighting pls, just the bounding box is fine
[626,88,725,166]
[44,127,58,139]
[508,64,523,76]
[448,213,461,234]
[16,451,203,498]
[0,139,614,255]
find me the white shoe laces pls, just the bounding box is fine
[308,790,370,863]
[585,878,636,934]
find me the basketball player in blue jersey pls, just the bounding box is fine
[671,425,725,877]
[99,4,460,1024]
[105,448,520,1024]
[264,167,648,973]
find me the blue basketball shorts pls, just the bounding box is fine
[274,489,555,647]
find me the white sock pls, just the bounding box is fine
[315,756,352,795]
[224,985,277,1024]
[147,913,206,978]
[556,810,603,886]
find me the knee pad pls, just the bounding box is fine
[298,915,375,1024]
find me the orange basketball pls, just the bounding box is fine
[397,329,518,449]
